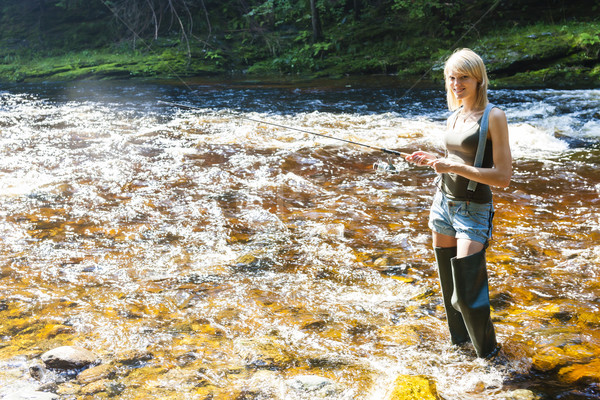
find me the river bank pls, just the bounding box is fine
[1,21,599,88]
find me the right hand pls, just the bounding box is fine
[405,151,437,166]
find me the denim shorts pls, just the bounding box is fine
[428,190,494,245]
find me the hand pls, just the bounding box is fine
[429,158,455,173]
[405,151,437,166]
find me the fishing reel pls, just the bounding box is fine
[373,160,399,174]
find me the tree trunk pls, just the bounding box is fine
[310,0,323,42]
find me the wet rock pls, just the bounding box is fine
[374,256,390,267]
[80,379,110,395]
[39,324,75,339]
[41,346,99,370]
[562,343,596,363]
[77,363,115,385]
[234,336,294,370]
[37,382,59,393]
[232,255,273,274]
[498,389,541,400]
[233,370,285,400]
[55,381,81,396]
[29,361,46,380]
[115,349,153,366]
[378,325,421,347]
[387,375,441,400]
[531,346,566,372]
[301,319,328,332]
[558,359,600,384]
[287,374,338,397]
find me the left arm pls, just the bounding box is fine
[430,108,512,188]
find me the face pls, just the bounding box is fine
[446,70,479,103]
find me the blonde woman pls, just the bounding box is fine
[406,48,511,358]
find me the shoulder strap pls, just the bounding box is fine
[467,103,495,193]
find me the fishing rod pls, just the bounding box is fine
[158,100,411,159]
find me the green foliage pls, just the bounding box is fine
[0,0,598,85]
[575,31,600,57]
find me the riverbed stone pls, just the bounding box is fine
[531,346,566,372]
[287,374,339,397]
[558,359,600,384]
[498,389,541,400]
[29,361,46,380]
[41,345,99,370]
[387,375,441,400]
[233,336,294,370]
[80,379,109,395]
[115,349,153,366]
[231,370,285,400]
[77,363,115,385]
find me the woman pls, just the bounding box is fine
[406,48,511,358]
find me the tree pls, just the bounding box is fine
[310,0,323,42]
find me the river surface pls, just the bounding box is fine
[0,78,599,399]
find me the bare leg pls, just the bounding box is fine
[432,231,457,248]
[456,238,485,258]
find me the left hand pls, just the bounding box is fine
[429,158,456,174]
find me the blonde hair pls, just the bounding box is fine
[444,48,489,111]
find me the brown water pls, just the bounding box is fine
[0,81,599,399]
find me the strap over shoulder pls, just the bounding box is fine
[467,103,495,193]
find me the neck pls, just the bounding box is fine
[460,100,478,114]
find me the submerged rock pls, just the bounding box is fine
[498,389,541,400]
[558,359,600,384]
[531,346,566,372]
[77,363,115,385]
[115,349,153,366]
[41,346,98,370]
[80,379,110,395]
[387,375,441,400]
[29,361,46,381]
[288,375,334,392]
[234,336,294,370]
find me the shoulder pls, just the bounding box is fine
[489,106,506,122]
[487,106,508,140]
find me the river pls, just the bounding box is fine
[0,79,599,399]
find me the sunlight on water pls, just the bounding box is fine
[0,83,599,399]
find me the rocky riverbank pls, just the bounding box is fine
[3,344,556,399]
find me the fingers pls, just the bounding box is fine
[405,152,436,166]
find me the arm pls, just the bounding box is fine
[430,108,512,188]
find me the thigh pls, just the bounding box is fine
[456,238,485,258]
[432,231,457,248]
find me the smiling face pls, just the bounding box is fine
[443,49,488,111]
[446,71,479,105]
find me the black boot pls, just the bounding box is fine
[434,247,470,345]
[450,249,498,358]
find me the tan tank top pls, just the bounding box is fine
[440,113,494,203]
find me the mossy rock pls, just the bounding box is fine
[387,375,441,400]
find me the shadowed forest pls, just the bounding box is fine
[0,0,599,86]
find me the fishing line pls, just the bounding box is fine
[100,0,501,162]
[157,100,410,158]
[399,0,502,99]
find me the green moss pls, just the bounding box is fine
[0,10,598,86]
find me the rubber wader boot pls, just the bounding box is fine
[450,249,498,358]
[434,247,470,345]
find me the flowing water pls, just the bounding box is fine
[0,78,599,399]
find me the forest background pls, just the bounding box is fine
[0,0,599,87]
